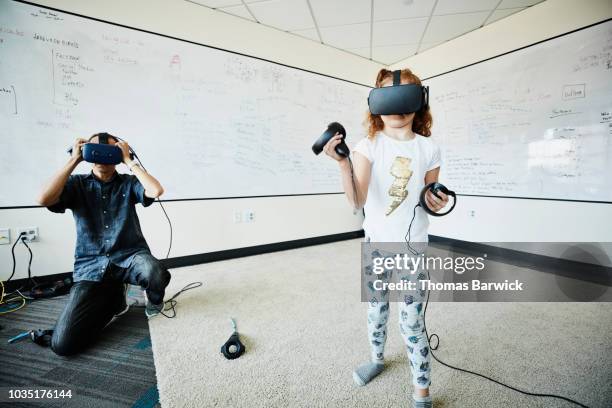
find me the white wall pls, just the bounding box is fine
[5,0,611,280]
[390,0,612,263]
[0,0,383,280]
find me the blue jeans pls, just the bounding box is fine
[51,253,170,356]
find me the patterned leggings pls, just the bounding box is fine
[364,240,432,389]
[368,298,431,388]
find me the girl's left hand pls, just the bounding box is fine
[425,190,449,213]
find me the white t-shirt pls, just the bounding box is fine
[353,132,442,243]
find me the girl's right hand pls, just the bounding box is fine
[322,133,347,162]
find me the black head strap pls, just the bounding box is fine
[98,133,110,144]
[422,86,429,110]
[392,70,401,86]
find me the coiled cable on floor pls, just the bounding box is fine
[153,281,203,319]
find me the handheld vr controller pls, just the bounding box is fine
[406,183,456,255]
[312,122,359,213]
[419,182,456,217]
[67,132,134,165]
[311,122,349,157]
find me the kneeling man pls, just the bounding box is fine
[38,133,170,356]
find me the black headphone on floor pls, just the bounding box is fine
[221,318,245,360]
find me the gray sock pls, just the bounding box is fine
[352,361,384,386]
[412,395,432,408]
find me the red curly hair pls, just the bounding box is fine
[365,68,433,138]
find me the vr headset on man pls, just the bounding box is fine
[67,132,134,165]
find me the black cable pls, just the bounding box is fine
[347,156,359,213]
[156,200,173,259]
[131,150,172,259]
[1,233,33,310]
[6,232,25,282]
[123,143,198,318]
[153,281,203,319]
[404,205,591,408]
[20,237,37,287]
[133,151,198,318]
[421,271,590,408]
[404,204,420,256]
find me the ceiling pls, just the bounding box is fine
[186,0,545,65]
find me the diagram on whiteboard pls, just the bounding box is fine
[0,1,369,207]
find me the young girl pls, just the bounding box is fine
[323,68,448,408]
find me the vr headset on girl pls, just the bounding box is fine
[312,70,429,154]
[312,70,453,216]
[67,132,134,164]
[367,69,429,116]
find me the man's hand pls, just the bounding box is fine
[38,138,84,206]
[71,138,87,163]
[116,140,132,164]
[425,190,449,213]
[117,140,164,198]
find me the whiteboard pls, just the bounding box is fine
[0,1,369,207]
[426,20,612,203]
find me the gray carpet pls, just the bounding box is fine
[149,239,612,408]
[0,292,159,408]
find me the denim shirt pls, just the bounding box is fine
[48,171,155,282]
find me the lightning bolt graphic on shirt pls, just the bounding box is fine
[386,156,413,216]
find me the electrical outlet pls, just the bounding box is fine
[0,228,9,245]
[244,210,255,223]
[17,227,38,242]
[469,210,476,217]
[233,211,242,223]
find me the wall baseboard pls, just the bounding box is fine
[8,232,609,293]
[429,235,612,287]
[161,230,364,269]
[5,230,365,292]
